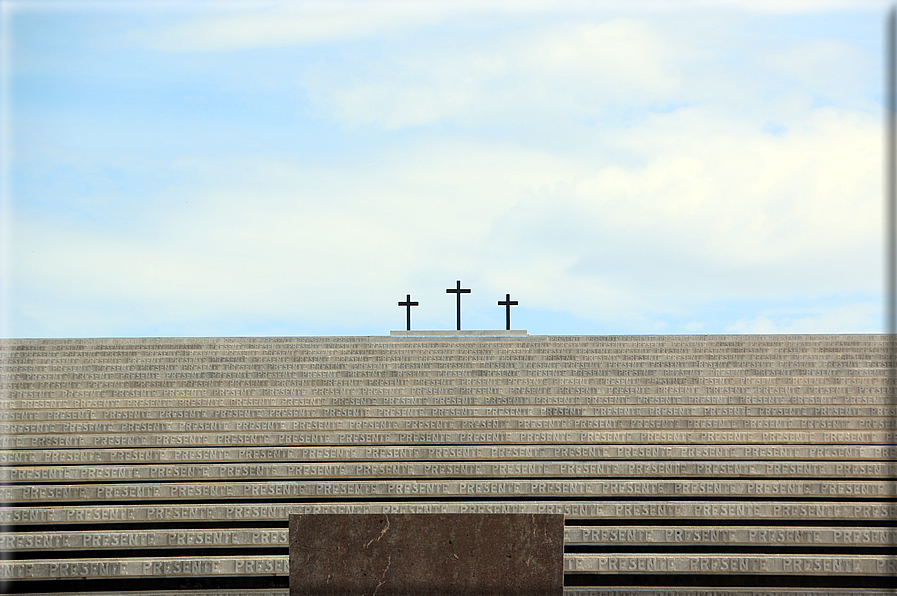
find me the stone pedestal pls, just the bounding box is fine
[289,513,564,596]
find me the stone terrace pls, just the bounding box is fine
[0,334,895,595]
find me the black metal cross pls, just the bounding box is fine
[397,294,419,331]
[497,294,518,331]
[446,280,471,330]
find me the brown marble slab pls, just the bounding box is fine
[289,513,564,596]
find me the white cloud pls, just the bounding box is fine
[303,17,690,129]
[138,2,464,52]
[133,0,891,56]
[763,38,874,106]
[8,4,886,336]
[581,106,881,269]
[724,302,881,333]
[15,92,881,333]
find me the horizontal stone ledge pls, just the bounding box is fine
[9,354,891,365]
[565,591,897,596]
[6,500,894,525]
[6,361,892,375]
[0,528,288,549]
[3,405,897,421]
[390,330,530,336]
[6,393,897,410]
[22,592,290,596]
[5,460,897,483]
[21,592,290,596]
[4,444,896,465]
[4,370,890,387]
[564,525,897,547]
[7,360,890,371]
[2,358,891,368]
[5,430,895,449]
[10,351,890,360]
[6,525,897,550]
[15,588,897,596]
[3,554,896,580]
[8,338,883,344]
[2,335,887,345]
[20,588,290,596]
[4,479,894,503]
[24,590,884,596]
[0,556,289,580]
[5,416,895,435]
[564,591,896,596]
[3,363,891,373]
[6,354,889,363]
[564,554,896,575]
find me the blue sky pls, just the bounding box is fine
[1,0,890,338]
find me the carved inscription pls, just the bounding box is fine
[564,555,896,575]
[0,556,289,579]
[4,444,895,464]
[562,591,893,596]
[3,405,896,421]
[3,479,894,503]
[6,501,897,525]
[565,526,897,546]
[0,529,288,549]
[5,430,896,449]
[2,334,894,588]
[5,460,896,483]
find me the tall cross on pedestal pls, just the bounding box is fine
[497,294,519,331]
[446,280,471,331]
[397,294,419,331]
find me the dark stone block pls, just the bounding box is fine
[289,513,564,596]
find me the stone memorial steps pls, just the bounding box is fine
[6,525,897,551]
[4,500,897,524]
[5,555,897,582]
[2,334,895,594]
[15,591,897,596]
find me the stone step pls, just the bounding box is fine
[6,525,897,551]
[3,554,896,580]
[3,479,894,503]
[4,444,895,465]
[5,500,894,525]
[4,460,896,483]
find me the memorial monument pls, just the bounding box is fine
[0,332,895,595]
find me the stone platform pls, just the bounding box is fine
[1,334,895,594]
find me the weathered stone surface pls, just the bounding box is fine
[5,429,896,449]
[6,460,896,483]
[289,514,563,596]
[2,334,894,591]
[390,330,529,336]
[4,500,895,525]
[0,529,288,549]
[3,404,896,422]
[4,479,894,503]
[563,591,895,596]
[3,444,896,464]
[19,589,897,596]
[7,524,896,551]
[0,556,289,580]
[21,592,291,596]
[4,416,895,436]
[564,525,897,546]
[564,554,897,575]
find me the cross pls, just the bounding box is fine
[446,280,471,330]
[397,294,419,331]
[497,294,518,331]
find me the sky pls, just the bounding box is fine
[0,0,891,338]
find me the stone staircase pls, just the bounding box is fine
[1,334,895,594]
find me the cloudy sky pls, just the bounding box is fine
[1,0,890,338]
